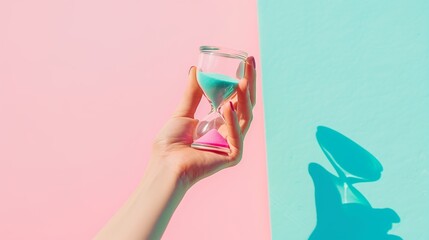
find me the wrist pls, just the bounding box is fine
[144,155,191,193]
[111,157,189,240]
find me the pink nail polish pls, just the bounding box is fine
[251,57,256,69]
[229,101,235,112]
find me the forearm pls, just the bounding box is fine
[94,160,187,240]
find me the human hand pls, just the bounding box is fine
[149,56,256,189]
[95,57,256,240]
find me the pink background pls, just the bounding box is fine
[0,0,270,239]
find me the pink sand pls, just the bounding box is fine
[194,129,229,148]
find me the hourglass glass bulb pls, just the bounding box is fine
[191,46,247,153]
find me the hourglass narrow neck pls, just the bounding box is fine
[210,104,223,114]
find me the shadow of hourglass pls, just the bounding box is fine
[308,126,401,240]
[317,126,383,205]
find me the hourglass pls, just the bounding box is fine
[191,46,248,153]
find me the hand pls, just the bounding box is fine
[94,58,256,240]
[149,56,256,188]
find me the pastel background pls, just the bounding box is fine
[259,0,429,239]
[0,0,270,239]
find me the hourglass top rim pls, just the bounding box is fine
[200,46,248,61]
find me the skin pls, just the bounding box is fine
[94,56,256,240]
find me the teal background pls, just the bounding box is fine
[258,0,429,239]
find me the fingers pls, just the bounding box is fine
[224,101,242,160]
[237,77,253,136]
[173,67,203,118]
[245,56,256,107]
[232,56,256,136]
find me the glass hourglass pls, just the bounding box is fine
[191,46,248,153]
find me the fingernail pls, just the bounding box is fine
[188,66,193,75]
[229,101,235,112]
[248,56,256,69]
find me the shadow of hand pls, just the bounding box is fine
[308,163,401,240]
